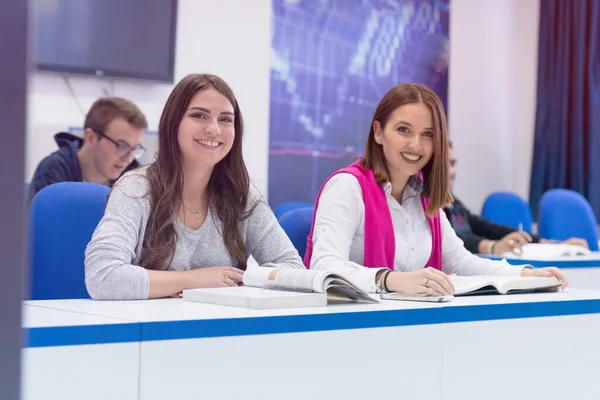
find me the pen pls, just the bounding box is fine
[512,222,525,255]
[518,222,530,243]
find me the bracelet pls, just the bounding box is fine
[375,270,391,293]
[489,241,497,255]
[382,270,392,292]
[375,270,386,293]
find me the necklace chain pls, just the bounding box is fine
[182,204,202,220]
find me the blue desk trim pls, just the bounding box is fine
[25,299,600,347]
[140,308,446,342]
[481,256,600,269]
[140,299,600,342]
[25,323,140,348]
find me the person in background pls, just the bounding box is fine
[304,83,567,296]
[85,74,305,300]
[444,141,588,255]
[27,97,148,202]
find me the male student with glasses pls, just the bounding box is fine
[28,97,148,203]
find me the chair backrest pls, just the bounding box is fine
[538,189,599,251]
[273,201,312,220]
[28,182,111,300]
[481,191,533,233]
[278,207,314,259]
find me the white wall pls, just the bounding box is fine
[27,0,540,209]
[448,0,540,213]
[26,0,271,195]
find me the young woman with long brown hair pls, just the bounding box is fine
[85,74,304,300]
[304,83,567,295]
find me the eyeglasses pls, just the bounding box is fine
[92,129,146,159]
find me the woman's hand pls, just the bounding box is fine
[540,237,589,248]
[561,237,589,248]
[385,267,455,296]
[493,231,533,255]
[521,266,568,290]
[185,266,244,289]
[148,266,244,299]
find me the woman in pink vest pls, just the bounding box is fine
[304,83,567,296]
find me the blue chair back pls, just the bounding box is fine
[481,192,533,233]
[278,207,314,259]
[538,189,599,251]
[273,201,312,220]
[28,182,111,300]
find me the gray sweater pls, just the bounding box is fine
[84,167,305,300]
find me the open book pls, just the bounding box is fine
[182,267,378,309]
[450,275,561,296]
[501,243,591,260]
[380,275,561,302]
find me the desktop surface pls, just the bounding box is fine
[24,289,600,345]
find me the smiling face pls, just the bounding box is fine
[177,88,236,168]
[373,102,435,182]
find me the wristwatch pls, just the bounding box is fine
[375,270,390,294]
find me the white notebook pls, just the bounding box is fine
[501,243,591,260]
[183,266,378,309]
[182,286,326,309]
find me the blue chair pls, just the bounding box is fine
[538,189,599,251]
[278,207,314,259]
[481,192,534,233]
[273,201,312,220]
[28,182,111,300]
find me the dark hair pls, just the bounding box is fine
[84,97,148,132]
[360,83,452,215]
[139,74,251,270]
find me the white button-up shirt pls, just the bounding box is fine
[309,173,525,292]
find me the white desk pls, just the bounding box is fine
[25,289,600,400]
[482,253,600,290]
[22,305,140,400]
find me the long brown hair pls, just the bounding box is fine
[140,74,251,270]
[360,83,452,215]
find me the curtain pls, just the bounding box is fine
[529,0,600,218]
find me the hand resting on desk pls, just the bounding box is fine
[384,267,456,296]
[540,237,589,249]
[148,266,244,298]
[521,267,568,290]
[187,266,244,288]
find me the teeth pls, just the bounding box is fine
[402,153,421,161]
[197,140,219,148]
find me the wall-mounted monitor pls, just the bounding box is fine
[31,0,178,83]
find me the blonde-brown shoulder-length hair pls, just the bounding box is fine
[359,83,452,216]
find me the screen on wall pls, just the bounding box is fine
[268,0,450,207]
[31,0,178,83]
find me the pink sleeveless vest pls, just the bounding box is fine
[303,162,442,270]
